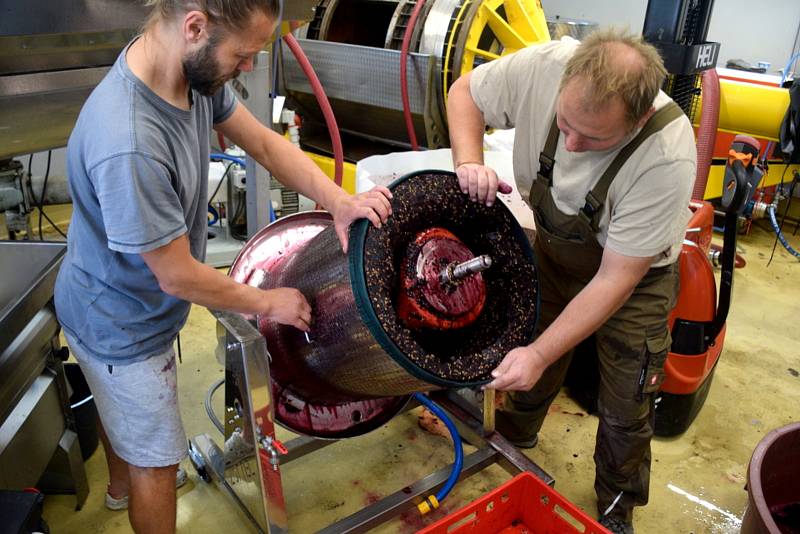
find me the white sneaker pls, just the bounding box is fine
[224,429,254,466]
[104,467,189,511]
[104,492,129,511]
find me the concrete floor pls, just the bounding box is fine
[26,206,800,533]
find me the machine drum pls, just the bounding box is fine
[359,171,538,383]
[229,170,538,438]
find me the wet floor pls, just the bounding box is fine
[32,208,800,533]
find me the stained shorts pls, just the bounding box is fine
[65,334,188,468]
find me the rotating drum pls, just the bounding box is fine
[229,170,538,438]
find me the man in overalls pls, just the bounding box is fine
[446,29,696,533]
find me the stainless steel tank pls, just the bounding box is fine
[229,170,538,438]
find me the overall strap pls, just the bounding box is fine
[580,102,685,231]
[537,114,561,185]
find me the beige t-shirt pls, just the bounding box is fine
[469,37,696,266]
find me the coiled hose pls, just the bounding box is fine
[767,204,800,258]
[206,377,226,434]
[412,392,463,514]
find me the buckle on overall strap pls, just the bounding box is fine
[580,191,602,228]
[538,153,555,183]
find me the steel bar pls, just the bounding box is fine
[440,254,492,284]
[318,447,498,534]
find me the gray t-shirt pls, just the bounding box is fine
[55,41,236,365]
[470,37,696,266]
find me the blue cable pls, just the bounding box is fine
[210,153,246,167]
[767,204,800,258]
[762,54,800,257]
[412,392,463,510]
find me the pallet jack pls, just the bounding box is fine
[656,136,764,435]
[565,136,764,436]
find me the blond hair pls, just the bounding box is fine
[559,28,667,125]
[144,0,278,31]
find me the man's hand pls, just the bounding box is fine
[455,163,513,207]
[485,346,549,391]
[259,288,312,331]
[331,186,393,253]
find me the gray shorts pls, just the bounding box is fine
[66,334,188,467]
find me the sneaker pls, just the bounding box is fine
[104,492,128,511]
[598,515,634,534]
[104,467,189,511]
[224,429,255,466]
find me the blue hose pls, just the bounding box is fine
[210,153,246,167]
[767,205,800,258]
[412,392,463,513]
[207,204,220,226]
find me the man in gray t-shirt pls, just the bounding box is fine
[54,1,392,531]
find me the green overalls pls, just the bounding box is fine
[498,102,684,522]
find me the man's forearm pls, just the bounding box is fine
[447,73,487,168]
[530,273,638,366]
[159,258,269,315]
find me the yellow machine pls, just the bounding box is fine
[695,80,798,198]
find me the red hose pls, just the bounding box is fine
[217,131,227,151]
[694,68,720,201]
[400,0,426,151]
[283,33,344,187]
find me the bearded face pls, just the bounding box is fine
[182,33,241,97]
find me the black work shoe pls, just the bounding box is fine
[598,515,634,534]
[509,434,538,449]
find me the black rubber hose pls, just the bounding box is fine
[205,377,226,435]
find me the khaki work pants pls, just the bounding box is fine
[497,240,679,521]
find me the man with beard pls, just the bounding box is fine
[54,1,391,532]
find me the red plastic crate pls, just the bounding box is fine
[418,472,610,534]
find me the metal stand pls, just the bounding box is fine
[190,310,552,533]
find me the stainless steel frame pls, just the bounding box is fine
[190,310,289,533]
[191,310,552,533]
